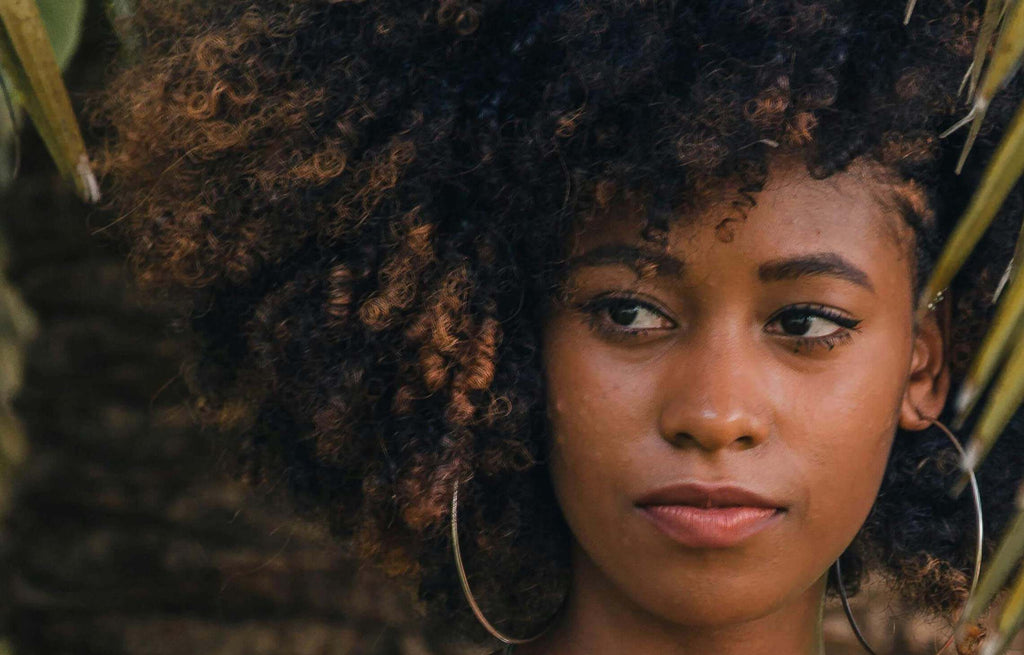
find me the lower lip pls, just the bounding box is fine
[640,505,784,548]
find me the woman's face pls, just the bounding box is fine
[541,158,949,628]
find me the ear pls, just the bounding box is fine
[899,293,952,431]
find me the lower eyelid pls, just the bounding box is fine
[788,331,855,353]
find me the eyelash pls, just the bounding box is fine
[577,295,863,352]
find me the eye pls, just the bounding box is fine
[605,301,667,329]
[771,311,842,337]
[579,295,675,336]
[765,304,860,339]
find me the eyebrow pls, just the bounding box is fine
[758,253,875,293]
[567,244,685,277]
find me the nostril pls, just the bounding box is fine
[661,431,760,451]
[664,432,696,448]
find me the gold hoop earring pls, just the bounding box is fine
[835,416,983,655]
[451,479,545,653]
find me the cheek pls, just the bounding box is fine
[545,343,641,465]
[785,335,910,536]
[541,319,655,526]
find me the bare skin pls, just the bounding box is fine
[508,157,951,655]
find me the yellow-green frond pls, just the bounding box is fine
[0,0,96,202]
[953,270,1024,428]
[917,99,1024,318]
[979,563,1024,655]
[958,491,1024,633]
[967,0,1009,102]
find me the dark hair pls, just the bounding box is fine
[94,0,1024,639]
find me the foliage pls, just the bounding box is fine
[907,0,1024,652]
[0,0,95,200]
[0,0,87,507]
[0,0,84,185]
[0,234,35,517]
[36,0,85,70]
[0,4,85,650]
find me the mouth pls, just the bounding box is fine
[635,482,787,549]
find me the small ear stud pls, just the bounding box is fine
[926,288,946,312]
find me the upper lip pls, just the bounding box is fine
[635,482,785,510]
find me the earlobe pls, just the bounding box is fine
[899,296,952,431]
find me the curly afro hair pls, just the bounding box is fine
[94,0,1024,641]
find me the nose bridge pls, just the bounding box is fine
[658,318,769,452]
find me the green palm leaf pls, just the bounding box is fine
[0,0,96,202]
[951,260,1024,429]
[964,0,1009,102]
[0,0,78,516]
[953,329,1024,479]
[957,490,1024,632]
[908,1,1024,653]
[979,566,1024,655]
[914,98,1024,323]
[939,0,1024,173]
[0,10,79,655]
[36,0,85,71]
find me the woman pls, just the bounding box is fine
[95,1,1024,653]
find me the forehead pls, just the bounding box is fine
[571,158,918,278]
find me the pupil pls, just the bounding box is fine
[610,306,639,326]
[782,314,811,335]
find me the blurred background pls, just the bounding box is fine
[0,2,1017,654]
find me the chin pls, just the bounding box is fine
[606,563,807,627]
[643,591,789,628]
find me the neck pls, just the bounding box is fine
[515,547,827,655]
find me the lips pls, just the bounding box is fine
[636,482,786,548]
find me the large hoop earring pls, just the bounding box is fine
[451,479,545,654]
[835,416,983,655]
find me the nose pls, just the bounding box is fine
[657,324,771,453]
